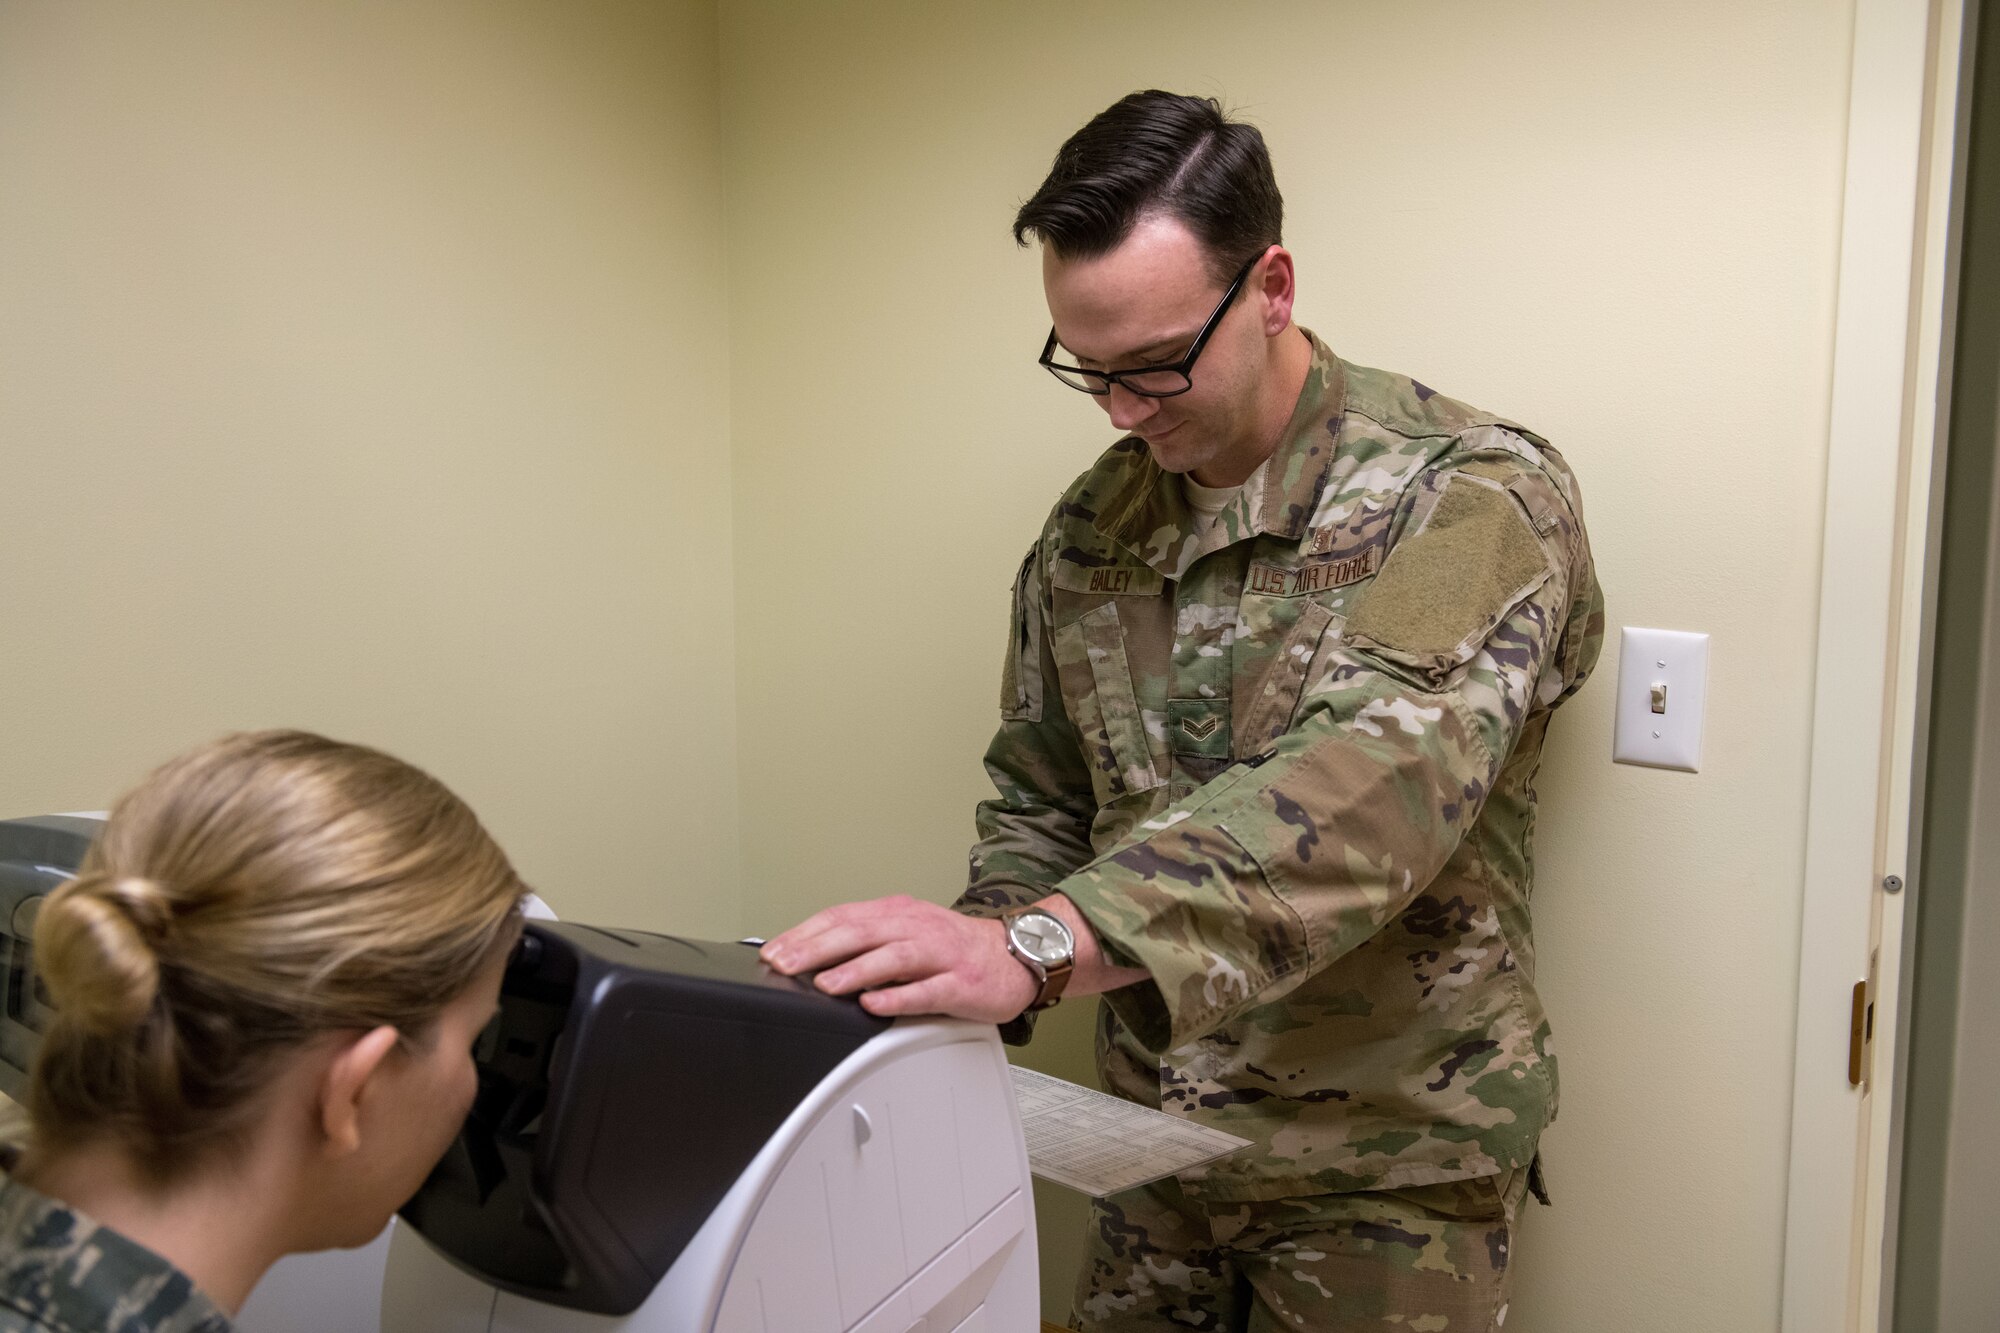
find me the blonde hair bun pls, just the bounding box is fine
[37,875,171,1035]
[25,729,526,1181]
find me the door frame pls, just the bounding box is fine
[1780,1,1973,1329]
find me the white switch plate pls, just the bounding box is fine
[1613,627,1709,772]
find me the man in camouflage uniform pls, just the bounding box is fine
[764,90,1602,1331]
[0,1166,233,1333]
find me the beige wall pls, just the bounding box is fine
[0,0,742,938]
[4,1,1869,1328]
[720,2,1854,1327]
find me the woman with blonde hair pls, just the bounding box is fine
[0,729,526,1333]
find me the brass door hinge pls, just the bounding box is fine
[1848,979,1875,1089]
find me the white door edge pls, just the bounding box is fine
[1864,0,1977,1325]
[1780,1,1969,1330]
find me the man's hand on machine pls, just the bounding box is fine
[760,897,1035,1021]
[760,893,1145,1022]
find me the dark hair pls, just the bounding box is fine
[1013,91,1283,283]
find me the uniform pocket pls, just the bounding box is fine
[1385,1168,1521,1225]
[1237,599,1336,753]
[999,548,1043,722]
[1053,602,1164,804]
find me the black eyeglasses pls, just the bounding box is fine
[1038,252,1261,398]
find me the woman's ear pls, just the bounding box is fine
[317,1026,400,1157]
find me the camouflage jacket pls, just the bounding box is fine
[0,1174,233,1333]
[958,331,1603,1202]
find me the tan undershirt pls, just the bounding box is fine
[1182,458,1268,540]
[1183,474,1239,540]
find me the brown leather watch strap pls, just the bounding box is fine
[1024,953,1072,1011]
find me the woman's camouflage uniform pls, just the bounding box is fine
[0,1173,232,1333]
[958,332,1603,1329]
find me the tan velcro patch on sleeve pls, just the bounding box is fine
[1344,473,1551,678]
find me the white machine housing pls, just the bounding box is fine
[378,1016,1037,1333]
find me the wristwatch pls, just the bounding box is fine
[1003,906,1075,1014]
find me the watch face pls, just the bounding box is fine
[1013,912,1073,965]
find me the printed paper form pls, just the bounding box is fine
[1010,1065,1251,1197]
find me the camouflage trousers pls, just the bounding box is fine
[1071,1168,1530,1332]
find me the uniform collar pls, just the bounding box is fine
[0,1172,235,1333]
[1095,329,1347,578]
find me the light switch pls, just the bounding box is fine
[1613,627,1708,772]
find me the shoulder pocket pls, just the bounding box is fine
[1000,549,1043,722]
[1344,472,1552,685]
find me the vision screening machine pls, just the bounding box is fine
[0,815,1040,1333]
